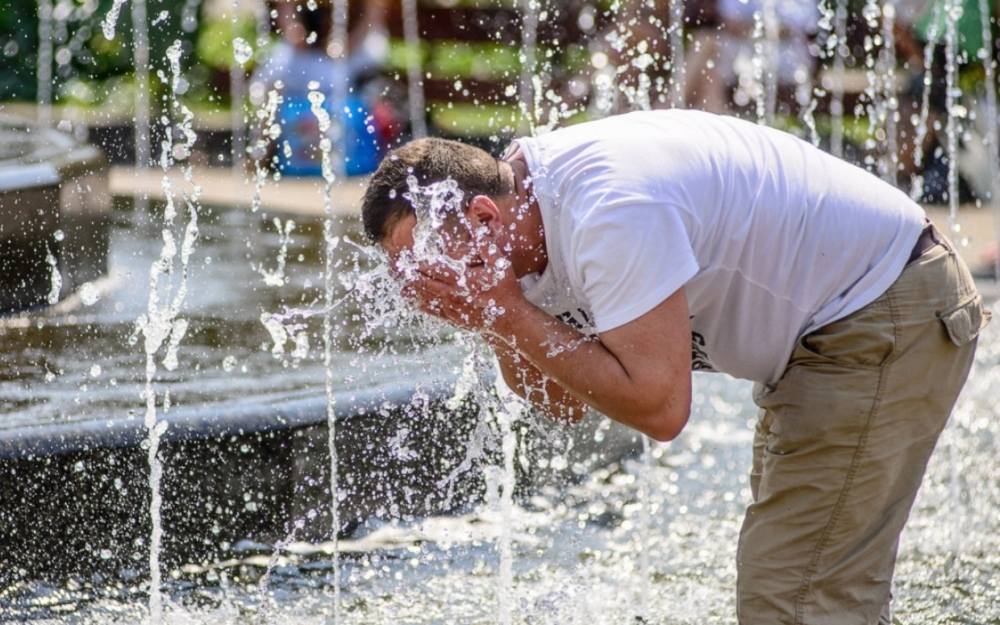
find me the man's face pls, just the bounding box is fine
[381,212,483,284]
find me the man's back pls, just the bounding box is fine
[515,109,925,382]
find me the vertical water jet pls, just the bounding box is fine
[830,0,848,157]
[36,0,53,126]
[978,0,1000,277]
[400,0,426,139]
[133,0,151,215]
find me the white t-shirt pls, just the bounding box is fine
[514,110,925,384]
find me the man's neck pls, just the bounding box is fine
[501,157,547,279]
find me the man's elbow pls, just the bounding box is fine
[642,407,690,442]
[635,393,691,442]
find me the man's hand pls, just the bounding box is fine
[401,219,525,334]
[390,196,692,442]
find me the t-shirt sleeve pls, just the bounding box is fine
[571,203,699,333]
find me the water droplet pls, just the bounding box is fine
[79,282,100,306]
[233,38,253,66]
[90,364,102,378]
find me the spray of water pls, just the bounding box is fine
[101,0,129,40]
[485,372,523,625]
[248,86,283,213]
[129,40,201,623]
[45,243,61,306]
[910,2,943,200]
[256,519,306,625]
[881,3,899,181]
[518,0,539,132]
[400,0,427,139]
[829,0,849,157]
[666,0,685,107]
[133,0,152,215]
[36,0,53,126]
[395,177,469,283]
[749,10,768,124]
[258,218,296,287]
[944,0,962,231]
[230,1,249,181]
[348,175,544,622]
[979,0,1000,278]
[860,0,883,174]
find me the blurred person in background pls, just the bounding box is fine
[684,0,818,114]
[250,0,401,176]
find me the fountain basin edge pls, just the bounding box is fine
[0,378,641,589]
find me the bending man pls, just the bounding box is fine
[361,109,990,624]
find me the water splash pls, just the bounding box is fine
[749,10,768,124]
[437,337,503,500]
[131,39,201,624]
[979,0,1000,277]
[248,86,283,213]
[230,4,248,180]
[256,520,305,625]
[667,0,686,107]
[133,0,152,214]
[399,177,468,278]
[910,2,944,200]
[944,0,962,230]
[100,0,129,40]
[859,0,898,179]
[760,0,779,125]
[233,37,254,66]
[518,0,539,132]
[484,372,522,625]
[828,0,849,157]
[258,218,296,287]
[310,61,347,622]
[400,0,427,139]
[45,244,61,306]
[36,0,53,126]
[881,3,899,181]
[628,435,651,621]
[259,299,345,365]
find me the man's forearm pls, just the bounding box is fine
[485,294,691,441]
[394,213,691,441]
[491,340,589,423]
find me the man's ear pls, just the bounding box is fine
[466,195,503,234]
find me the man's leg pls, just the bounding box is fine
[736,239,986,625]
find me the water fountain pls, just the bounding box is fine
[2,0,999,623]
[0,117,111,314]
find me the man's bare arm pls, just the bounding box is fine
[488,291,692,441]
[406,220,692,441]
[491,340,590,423]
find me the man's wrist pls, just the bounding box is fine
[483,294,534,346]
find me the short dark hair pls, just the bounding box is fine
[361,137,511,243]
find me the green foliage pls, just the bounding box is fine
[194,13,259,71]
[0,0,199,103]
[0,1,42,100]
[427,41,520,81]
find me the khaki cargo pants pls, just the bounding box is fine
[737,233,991,624]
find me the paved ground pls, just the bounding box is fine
[109,165,369,218]
[109,164,1000,291]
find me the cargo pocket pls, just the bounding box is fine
[938,292,992,347]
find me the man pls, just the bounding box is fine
[361,109,990,624]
